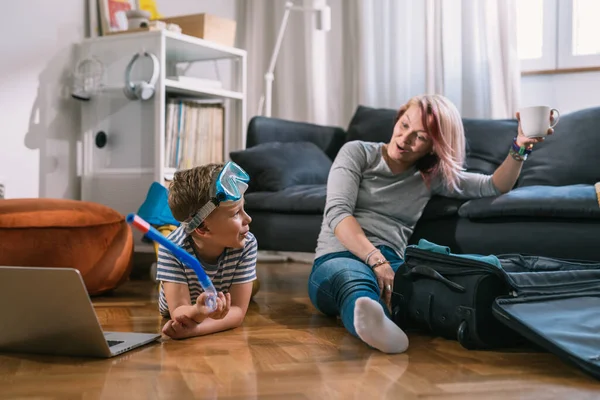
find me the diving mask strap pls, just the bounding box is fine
[183,198,218,234]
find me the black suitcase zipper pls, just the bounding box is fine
[405,247,504,276]
[502,277,600,298]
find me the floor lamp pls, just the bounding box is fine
[258,1,331,117]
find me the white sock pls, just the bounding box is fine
[354,297,409,354]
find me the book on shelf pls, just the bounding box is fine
[165,97,224,171]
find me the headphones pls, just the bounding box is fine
[124,51,159,101]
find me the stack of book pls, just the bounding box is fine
[164,98,224,170]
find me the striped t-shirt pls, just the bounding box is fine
[156,225,258,318]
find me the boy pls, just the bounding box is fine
[156,162,257,340]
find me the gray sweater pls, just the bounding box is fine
[315,141,501,260]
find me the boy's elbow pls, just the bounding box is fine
[231,309,247,328]
[234,314,246,328]
[226,317,244,330]
[232,319,244,329]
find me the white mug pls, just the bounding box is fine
[519,106,560,138]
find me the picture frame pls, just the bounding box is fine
[97,0,137,36]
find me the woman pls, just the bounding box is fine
[308,94,551,354]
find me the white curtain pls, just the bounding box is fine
[426,0,521,119]
[237,0,323,124]
[237,0,359,126]
[351,0,429,113]
[238,0,521,127]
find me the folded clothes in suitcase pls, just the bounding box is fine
[391,239,600,380]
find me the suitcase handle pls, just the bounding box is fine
[404,266,466,293]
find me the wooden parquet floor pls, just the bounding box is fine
[1,261,599,399]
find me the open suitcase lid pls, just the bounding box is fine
[493,294,600,380]
[492,255,600,380]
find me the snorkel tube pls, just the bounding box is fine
[126,213,218,312]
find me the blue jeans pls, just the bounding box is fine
[308,246,404,338]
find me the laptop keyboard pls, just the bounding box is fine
[107,340,124,347]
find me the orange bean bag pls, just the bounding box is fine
[0,199,133,295]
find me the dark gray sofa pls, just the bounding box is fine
[230,106,600,261]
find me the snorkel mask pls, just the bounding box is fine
[183,161,250,234]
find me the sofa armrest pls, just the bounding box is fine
[246,116,347,160]
[458,184,600,219]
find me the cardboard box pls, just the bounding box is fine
[160,13,236,47]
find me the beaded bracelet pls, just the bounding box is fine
[364,248,380,265]
[509,137,533,161]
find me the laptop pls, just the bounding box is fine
[0,266,161,358]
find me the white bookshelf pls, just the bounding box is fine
[164,79,243,100]
[76,30,247,252]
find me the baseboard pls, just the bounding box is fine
[257,250,315,264]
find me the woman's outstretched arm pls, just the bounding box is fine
[492,112,553,193]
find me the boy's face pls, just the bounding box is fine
[200,198,252,249]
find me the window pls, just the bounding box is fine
[517,0,600,72]
[571,0,600,56]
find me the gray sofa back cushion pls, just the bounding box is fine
[230,141,332,192]
[518,107,600,187]
[346,106,396,144]
[246,116,346,161]
[346,105,518,175]
[462,119,518,175]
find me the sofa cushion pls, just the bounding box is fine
[246,116,347,161]
[462,118,518,175]
[458,184,600,219]
[346,106,396,144]
[230,142,332,192]
[518,107,600,187]
[245,185,327,213]
[411,217,600,261]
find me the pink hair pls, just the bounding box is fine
[395,94,466,193]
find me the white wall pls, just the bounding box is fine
[0,0,236,200]
[521,71,600,115]
[156,0,236,20]
[0,0,85,200]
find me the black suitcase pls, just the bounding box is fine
[391,239,600,380]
